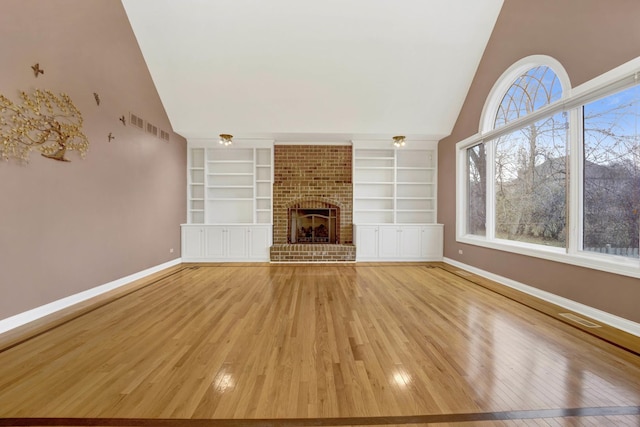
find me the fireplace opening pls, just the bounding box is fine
[289,208,338,244]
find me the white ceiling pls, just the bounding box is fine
[121,0,503,143]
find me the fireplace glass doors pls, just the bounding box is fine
[289,208,338,244]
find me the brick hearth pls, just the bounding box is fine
[270,244,356,262]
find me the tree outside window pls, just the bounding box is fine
[467,143,486,236]
[493,112,568,247]
[583,85,640,258]
[458,56,640,275]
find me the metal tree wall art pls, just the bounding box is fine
[0,89,89,162]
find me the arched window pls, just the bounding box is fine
[494,65,563,128]
[458,53,640,275]
[468,56,571,245]
[479,55,570,133]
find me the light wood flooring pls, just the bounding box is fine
[0,264,639,426]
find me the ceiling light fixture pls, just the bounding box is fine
[393,135,406,148]
[218,133,233,146]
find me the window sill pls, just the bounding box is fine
[457,235,640,280]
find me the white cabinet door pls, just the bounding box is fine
[182,227,204,259]
[183,224,274,262]
[421,225,444,260]
[205,227,225,258]
[356,226,379,260]
[226,227,247,259]
[399,226,422,258]
[354,223,443,261]
[379,227,399,258]
[249,226,271,260]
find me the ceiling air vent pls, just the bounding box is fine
[130,113,144,130]
[160,130,170,141]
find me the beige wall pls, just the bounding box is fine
[0,1,186,319]
[438,0,640,323]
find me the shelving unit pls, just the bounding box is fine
[206,148,255,223]
[255,148,272,224]
[353,143,437,224]
[183,141,273,262]
[396,149,436,224]
[186,145,273,225]
[188,148,206,224]
[353,149,395,224]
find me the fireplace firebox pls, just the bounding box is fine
[288,208,338,244]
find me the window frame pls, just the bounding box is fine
[456,55,640,279]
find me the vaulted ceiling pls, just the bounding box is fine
[122,0,503,143]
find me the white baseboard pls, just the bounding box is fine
[0,258,182,335]
[443,257,640,338]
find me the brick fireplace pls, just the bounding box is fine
[270,145,355,262]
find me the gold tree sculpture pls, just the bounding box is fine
[0,89,89,162]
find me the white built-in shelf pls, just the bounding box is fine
[186,145,273,225]
[353,143,437,224]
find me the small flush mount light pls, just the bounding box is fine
[392,135,406,148]
[219,134,233,146]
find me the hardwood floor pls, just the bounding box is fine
[0,264,639,426]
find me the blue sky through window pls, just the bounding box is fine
[494,66,563,128]
[583,84,640,166]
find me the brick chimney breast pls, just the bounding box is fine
[271,145,354,261]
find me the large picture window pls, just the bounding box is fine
[494,112,568,247]
[457,55,640,278]
[583,85,640,258]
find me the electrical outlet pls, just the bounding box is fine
[170,248,174,253]
[458,249,463,254]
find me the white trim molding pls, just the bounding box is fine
[0,258,182,335]
[444,257,640,338]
